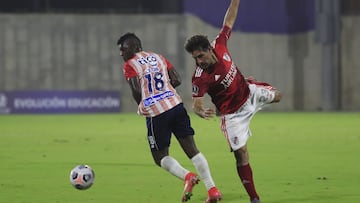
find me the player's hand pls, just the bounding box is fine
[202,108,216,120]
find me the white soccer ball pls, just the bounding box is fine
[69,164,95,190]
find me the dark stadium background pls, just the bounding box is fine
[0,0,359,14]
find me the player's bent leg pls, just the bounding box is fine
[178,136,222,202]
[177,136,202,202]
[177,135,200,159]
[160,156,189,175]
[155,148,199,202]
[190,153,217,188]
[155,149,193,187]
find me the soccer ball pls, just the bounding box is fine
[69,164,95,190]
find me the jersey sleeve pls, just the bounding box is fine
[166,58,173,70]
[159,55,173,70]
[192,73,208,98]
[123,62,138,81]
[214,25,232,46]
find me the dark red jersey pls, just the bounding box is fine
[191,26,250,114]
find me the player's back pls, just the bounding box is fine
[126,51,182,117]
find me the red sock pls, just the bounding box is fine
[237,163,259,201]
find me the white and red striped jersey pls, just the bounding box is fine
[123,51,182,117]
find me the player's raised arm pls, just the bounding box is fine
[223,0,240,29]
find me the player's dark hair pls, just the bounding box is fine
[117,32,142,51]
[184,35,211,53]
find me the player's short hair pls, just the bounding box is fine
[116,32,142,51]
[184,35,211,53]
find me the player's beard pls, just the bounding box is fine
[199,63,209,69]
[200,54,217,71]
[201,63,216,73]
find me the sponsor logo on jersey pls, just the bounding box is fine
[192,85,199,96]
[194,67,203,77]
[215,75,221,81]
[223,53,231,61]
[143,90,174,107]
[137,55,158,66]
[220,63,237,89]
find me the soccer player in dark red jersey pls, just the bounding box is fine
[184,0,282,203]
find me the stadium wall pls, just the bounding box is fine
[0,14,359,112]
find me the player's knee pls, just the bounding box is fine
[234,147,249,166]
[154,158,162,167]
[153,153,166,167]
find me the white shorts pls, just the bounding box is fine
[220,84,275,151]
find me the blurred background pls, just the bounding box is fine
[0,0,359,114]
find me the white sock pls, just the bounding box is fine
[191,152,216,190]
[160,156,189,180]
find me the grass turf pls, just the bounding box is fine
[0,112,359,203]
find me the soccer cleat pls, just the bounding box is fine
[205,187,222,203]
[251,198,260,203]
[181,172,200,202]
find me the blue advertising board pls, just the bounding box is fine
[0,91,121,114]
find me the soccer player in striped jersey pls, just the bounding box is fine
[184,0,282,203]
[117,33,221,203]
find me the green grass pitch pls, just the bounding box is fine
[0,112,359,203]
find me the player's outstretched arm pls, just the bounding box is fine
[192,97,216,120]
[223,0,240,29]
